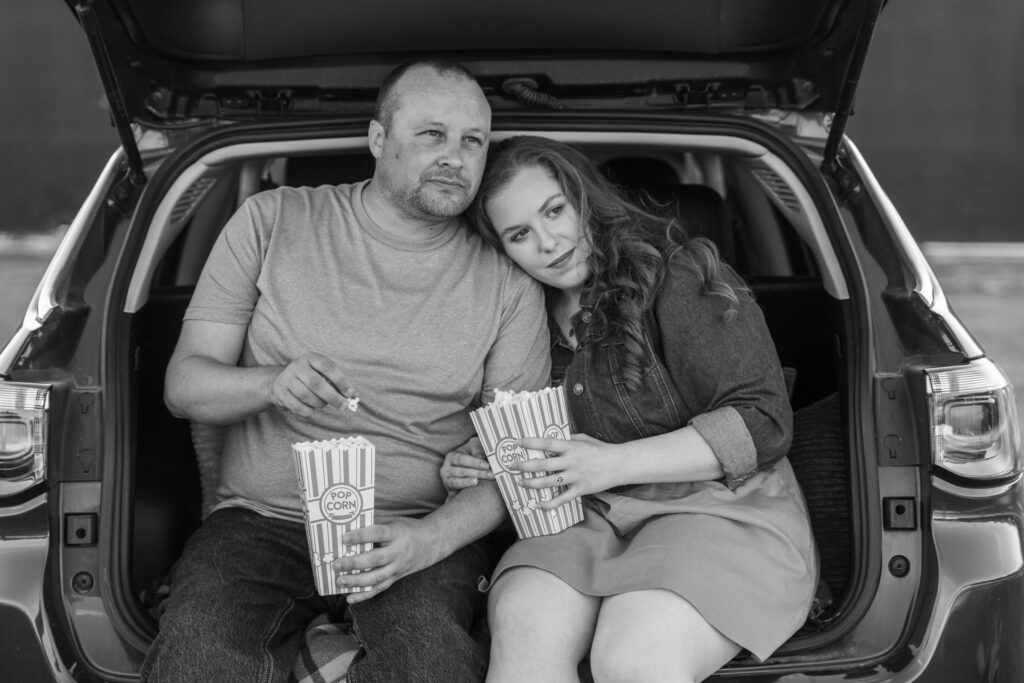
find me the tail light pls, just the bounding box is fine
[0,381,50,496]
[926,358,1022,479]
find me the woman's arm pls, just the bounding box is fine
[655,259,793,481]
[515,426,722,508]
[515,258,790,502]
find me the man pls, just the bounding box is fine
[142,61,550,683]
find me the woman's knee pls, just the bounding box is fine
[487,568,599,661]
[489,569,586,633]
[486,569,599,681]
[589,591,739,683]
[590,646,697,683]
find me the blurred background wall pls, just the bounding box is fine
[0,0,1022,240]
[847,0,1024,242]
[0,2,118,234]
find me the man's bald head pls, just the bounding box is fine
[373,60,480,132]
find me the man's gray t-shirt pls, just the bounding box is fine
[185,180,551,522]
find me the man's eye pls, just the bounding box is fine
[463,136,483,146]
[424,130,444,139]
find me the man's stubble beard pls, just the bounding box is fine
[407,185,473,220]
[380,172,475,222]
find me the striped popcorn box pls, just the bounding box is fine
[292,437,375,596]
[470,385,584,539]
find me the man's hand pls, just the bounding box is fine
[269,352,357,418]
[332,518,442,604]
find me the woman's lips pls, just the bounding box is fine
[548,248,575,269]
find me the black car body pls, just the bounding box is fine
[1,0,1021,680]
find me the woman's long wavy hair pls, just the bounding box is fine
[471,135,742,391]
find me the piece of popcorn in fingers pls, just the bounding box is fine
[328,396,360,413]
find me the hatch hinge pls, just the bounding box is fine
[75,0,146,188]
[826,152,862,203]
[821,0,887,174]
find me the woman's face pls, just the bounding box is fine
[484,165,591,294]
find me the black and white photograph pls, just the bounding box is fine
[1,2,1022,681]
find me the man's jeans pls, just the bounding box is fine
[140,508,494,683]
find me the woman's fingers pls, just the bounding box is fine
[455,452,491,471]
[517,437,567,452]
[443,453,492,477]
[445,475,481,491]
[513,455,564,475]
[516,470,567,490]
[538,488,579,511]
[518,434,600,451]
[454,463,493,477]
[441,451,495,493]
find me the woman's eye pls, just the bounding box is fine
[508,228,529,243]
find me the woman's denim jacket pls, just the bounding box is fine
[551,259,793,489]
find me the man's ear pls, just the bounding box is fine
[367,120,385,160]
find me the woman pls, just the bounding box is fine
[443,136,817,682]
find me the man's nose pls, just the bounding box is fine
[437,138,465,167]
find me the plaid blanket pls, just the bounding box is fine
[290,613,361,683]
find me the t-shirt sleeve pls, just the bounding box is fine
[655,258,792,483]
[479,265,552,404]
[184,195,271,325]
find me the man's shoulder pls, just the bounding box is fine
[445,230,542,303]
[247,181,364,207]
[236,181,368,240]
[457,230,527,278]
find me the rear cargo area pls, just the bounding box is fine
[125,144,855,660]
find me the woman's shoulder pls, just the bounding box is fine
[656,248,752,321]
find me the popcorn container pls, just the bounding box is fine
[292,436,375,595]
[470,386,584,538]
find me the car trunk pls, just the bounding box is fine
[116,114,858,670]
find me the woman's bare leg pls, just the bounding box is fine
[486,567,601,683]
[590,589,741,683]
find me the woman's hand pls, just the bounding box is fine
[441,441,494,496]
[513,434,623,509]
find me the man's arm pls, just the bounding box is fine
[165,318,356,425]
[335,480,507,603]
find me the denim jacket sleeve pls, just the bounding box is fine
[653,257,793,483]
